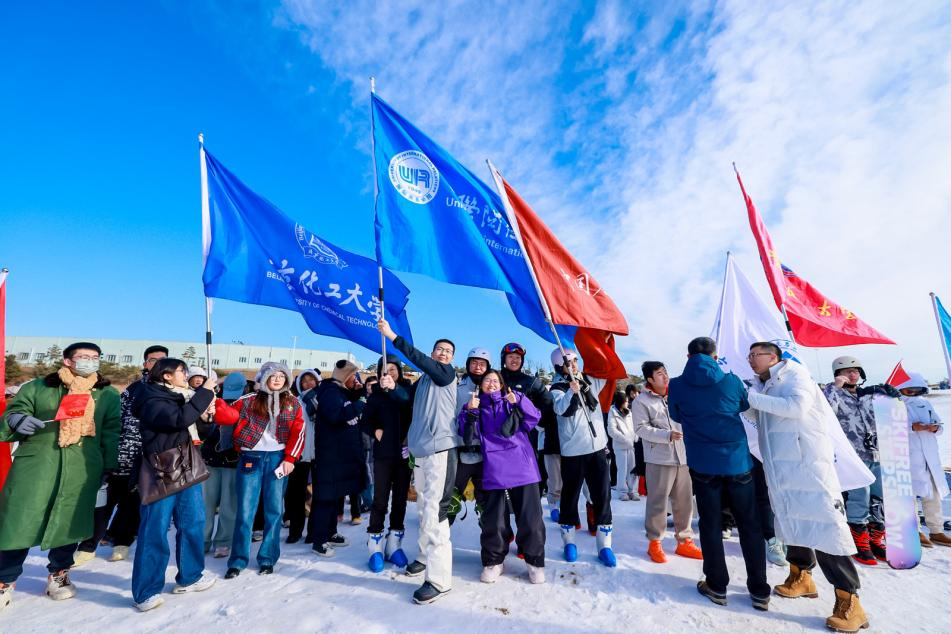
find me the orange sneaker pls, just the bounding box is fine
[647,539,667,563]
[675,538,703,560]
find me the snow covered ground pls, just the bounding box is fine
[4,485,951,633]
[2,393,950,632]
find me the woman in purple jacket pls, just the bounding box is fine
[459,369,545,584]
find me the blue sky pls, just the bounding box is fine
[2,1,950,380]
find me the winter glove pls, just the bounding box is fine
[858,384,901,398]
[464,410,478,447]
[7,413,46,436]
[401,445,410,460]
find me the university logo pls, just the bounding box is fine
[770,338,801,364]
[388,150,439,204]
[295,224,348,269]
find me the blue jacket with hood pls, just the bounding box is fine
[667,354,753,476]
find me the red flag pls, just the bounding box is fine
[885,360,912,387]
[0,270,10,492]
[737,170,895,347]
[52,394,92,421]
[499,176,628,381]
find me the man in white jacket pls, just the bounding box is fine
[746,342,868,633]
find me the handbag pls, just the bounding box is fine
[138,441,210,505]
[500,405,523,438]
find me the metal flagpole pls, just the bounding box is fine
[199,133,214,371]
[486,159,596,434]
[370,77,388,378]
[930,292,951,384]
[712,252,731,343]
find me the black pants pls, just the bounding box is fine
[691,469,770,597]
[283,460,311,539]
[751,458,775,541]
[310,498,340,547]
[0,543,78,583]
[368,457,411,534]
[336,492,362,519]
[453,457,488,512]
[559,450,612,527]
[482,483,546,567]
[79,474,140,552]
[787,546,860,593]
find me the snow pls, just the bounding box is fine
[3,488,950,633]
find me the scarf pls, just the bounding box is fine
[164,383,209,442]
[56,367,98,447]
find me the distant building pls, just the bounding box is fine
[5,336,360,373]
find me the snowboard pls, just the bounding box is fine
[873,395,922,570]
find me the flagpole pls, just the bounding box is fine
[486,160,596,433]
[369,77,388,378]
[199,133,214,371]
[930,292,951,384]
[712,252,731,343]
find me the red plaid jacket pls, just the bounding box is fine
[214,394,305,463]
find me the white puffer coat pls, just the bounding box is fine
[897,373,949,500]
[747,361,864,555]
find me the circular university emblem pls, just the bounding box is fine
[388,150,440,204]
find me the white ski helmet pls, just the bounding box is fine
[831,356,866,381]
[550,348,578,369]
[466,347,492,364]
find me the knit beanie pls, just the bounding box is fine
[332,359,359,384]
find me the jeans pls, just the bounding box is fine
[203,467,237,551]
[0,543,78,584]
[844,460,883,525]
[691,469,769,597]
[78,474,140,552]
[131,484,205,603]
[227,450,288,571]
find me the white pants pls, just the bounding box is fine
[414,451,453,591]
[921,472,947,534]
[614,447,637,497]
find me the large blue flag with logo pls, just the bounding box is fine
[934,294,951,376]
[202,149,413,355]
[371,93,573,346]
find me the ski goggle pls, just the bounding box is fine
[501,343,526,356]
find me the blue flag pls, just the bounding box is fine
[935,294,951,372]
[371,93,573,346]
[202,149,414,355]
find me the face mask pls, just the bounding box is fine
[73,359,100,377]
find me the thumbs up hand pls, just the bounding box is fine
[468,390,480,410]
[504,387,518,405]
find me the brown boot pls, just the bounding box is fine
[929,532,951,547]
[774,564,818,598]
[826,588,869,632]
[919,532,935,548]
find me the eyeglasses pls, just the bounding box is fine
[72,355,100,361]
[433,347,454,355]
[747,352,775,360]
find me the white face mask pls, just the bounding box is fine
[73,359,100,377]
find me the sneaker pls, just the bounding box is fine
[405,560,426,577]
[46,570,77,601]
[0,583,13,612]
[172,571,216,594]
[213,546,230,559]
[109,545,130,562]
[286,534,302,544]
[350,516,363,526]
[224,568,241,579]
[675,538,703,560]
[134,594,164,612]
[328,533,350,548]
[480,564,503,583]
[647,539,667,564]
[766,537,788,567]
[258,566,273,575]
[721,528,733,540]
[697,580,727,606]
[628,492,641,501]
[751,593,770,611]
[413,581,450,605]
[251,530,264,543]
[527,563,545,584]
[312,543,336,558]
[71,550,96,567]
[618,492,631,501]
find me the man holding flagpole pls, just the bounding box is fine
[377,318,459,605]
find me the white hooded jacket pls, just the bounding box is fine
[897,373,949,500]
[747,360,871,555]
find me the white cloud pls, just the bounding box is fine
[276,0,951,381]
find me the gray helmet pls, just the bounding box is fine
[831,356,866,382]
[466,347,492,364]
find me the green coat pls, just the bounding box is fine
[0,376,120,550]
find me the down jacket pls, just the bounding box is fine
[747,361,858,555]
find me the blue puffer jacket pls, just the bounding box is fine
[667,354,752,476]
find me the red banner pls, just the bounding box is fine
[53,394,92,421]
[0,271,10,491]
[737,170,895,347]
[885,360,911,387]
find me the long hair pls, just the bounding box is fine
[612,390,630,416]
[479,369,507,394]
[249,372,296,418]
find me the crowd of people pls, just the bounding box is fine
[0,324,948,632]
